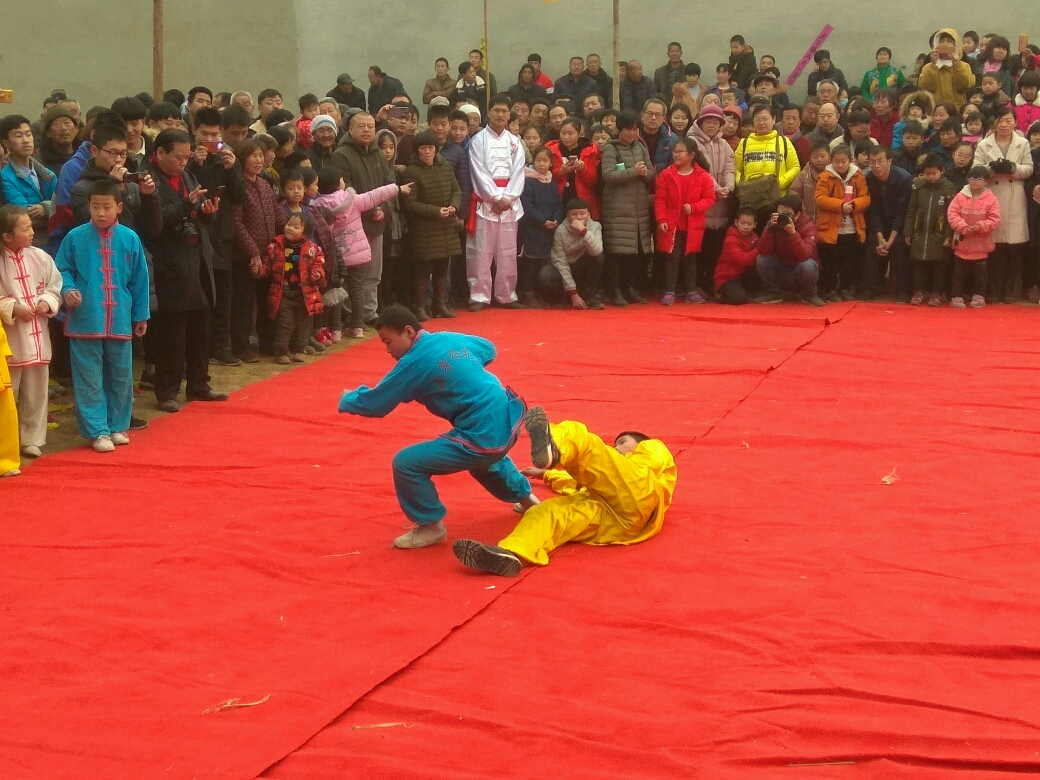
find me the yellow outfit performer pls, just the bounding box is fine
[454,407,677,576]
[0,326,20,477]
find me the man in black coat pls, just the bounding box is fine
[145,129,227,413]
[367,67,407,114]
[327,73,366,110]
[619,61,655,112]
[188,107,248,367]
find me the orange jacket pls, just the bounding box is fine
[814,164,870,244]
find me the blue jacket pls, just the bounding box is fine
[865,166,913,237]
[338,330,525,455]
[1,159,56,207]
[48,141,94,255]
[640,127,679,174]
[55,222,151,339]
[439,140,471,212]
[519,177,563,259]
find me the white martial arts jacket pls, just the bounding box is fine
[468,127,527,223]
[0,246,62,366]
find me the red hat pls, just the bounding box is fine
[722,105,744,119]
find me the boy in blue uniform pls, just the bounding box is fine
[338,305,535,548]
[55,179,150,452]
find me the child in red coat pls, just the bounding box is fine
[714,208,760,304]
[655,138,716,304]
[257,212,326,363]
[575,124,611,221]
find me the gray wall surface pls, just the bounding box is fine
[2,1,1038,117]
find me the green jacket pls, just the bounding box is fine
[860,64,905,100]
[328,136,395,238]
[904,178,956,261]
[401,154,462,262]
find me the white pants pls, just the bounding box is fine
[10,364,49,448]
[466,218,518,304]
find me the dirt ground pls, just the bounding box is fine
[20,331,375,469]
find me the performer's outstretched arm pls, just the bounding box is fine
[338,358,428,417]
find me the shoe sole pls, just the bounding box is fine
[523,406,555,469]
[453,539,522,577]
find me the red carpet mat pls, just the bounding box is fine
[0,305,843,779]
[262,304,1040,779]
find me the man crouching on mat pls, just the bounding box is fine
[453,407,677,576]
[338,305,538,549]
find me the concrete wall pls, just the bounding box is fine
[3,1,1038,118]
[0,0,298,115]
[295,1,1040,103]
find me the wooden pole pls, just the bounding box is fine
[483,0,491,106]
[612,0,620,109]
[153,0,164,102]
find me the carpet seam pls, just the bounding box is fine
[673,304,855,458]
[254,570,534,778]
[257,306,854,776]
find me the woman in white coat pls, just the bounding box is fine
[973,106,1034,302]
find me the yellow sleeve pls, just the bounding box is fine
[543,469,579,496]
[0,327,11,389]
[778,138,801,193]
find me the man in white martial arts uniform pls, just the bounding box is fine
[465,93,527,311]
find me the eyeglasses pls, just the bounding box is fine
[643,111,665,119]
[99,148,129,159]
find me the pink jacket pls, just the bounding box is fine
[312,184,399,267]
[1013,94,1040,135]
[947,186,1001,261]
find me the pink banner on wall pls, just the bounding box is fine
[787,24,835,86]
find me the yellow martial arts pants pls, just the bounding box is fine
[498,421,660,566]
[0,387,19,473]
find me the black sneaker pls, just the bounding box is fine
[587,297,605,310]
[128,416,149,430]
[754,291,784,304]
[523,406,559,469]
[625,287,647,304]
[608,291,628,307]
[211,349,242,366]
[802,293,825,307]
[186,389,229,402]
[139,364,156,389]
[235,348,260,364]
[453,539,522,577]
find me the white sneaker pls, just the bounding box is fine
[110,431,130,446]
[21,445,42,458]
[92,435,115,453]
[1,469,21,477]
[393,521,447,549]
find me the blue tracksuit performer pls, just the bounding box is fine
[338,305,534,549]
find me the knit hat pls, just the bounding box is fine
[695,104,726,125]
[457,104,481,118]
[429,96,450,108]
[310,114,338,135]
[42,105,77,132]
[414,130,439,149]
